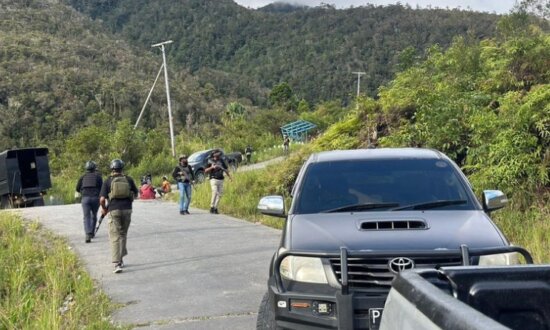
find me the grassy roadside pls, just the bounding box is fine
[493,202,550,264]
[0,212,122,329]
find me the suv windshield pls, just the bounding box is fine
[295,158,475,214]
[188,151,207,162]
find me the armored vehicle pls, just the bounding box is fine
[0,148,52,208]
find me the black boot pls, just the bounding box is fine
[85,234,91,243]
[209,207,215,214]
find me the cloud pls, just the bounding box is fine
[233,0,516,14]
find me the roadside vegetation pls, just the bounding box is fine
[0,212,121,329]
[189,12,549,263]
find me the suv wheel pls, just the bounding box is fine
[195,170,205,183]
[257,292,280,329]
[0,195,13,209]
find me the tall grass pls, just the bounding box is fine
[186,168,287,229]
[253,142,305,163]
[493,200,550,264]
[0,213,121,329]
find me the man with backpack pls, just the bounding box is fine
[76,161,103,243]
[172,155,195,215]
[99,159,138,274]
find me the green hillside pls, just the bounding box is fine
[65,0,501,104]
[0,0,250,151]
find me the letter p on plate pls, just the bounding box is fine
[369,308,384,329]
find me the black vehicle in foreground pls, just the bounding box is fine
[0,148,51,208]
[256,148,527,330]
[187,149,241,183]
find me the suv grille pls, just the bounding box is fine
[330,256,462,290]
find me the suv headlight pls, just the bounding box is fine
[280,256,328,284]
[479,252,520,266]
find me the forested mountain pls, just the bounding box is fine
[65,0,501,104]
[0,0,255,151]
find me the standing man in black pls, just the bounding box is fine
[99,159,138,274]
[76,161,103,243]
[172,155,195,215]
[245,145,253,164]
[205,150,232,214]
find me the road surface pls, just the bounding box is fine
[237,156,285,172]
[18,200,281,329]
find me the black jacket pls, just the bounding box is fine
[172,164,195,183]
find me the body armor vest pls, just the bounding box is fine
[82,172,99,188]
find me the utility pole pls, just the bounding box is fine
[352,71,366,98]
[152,40,175,157]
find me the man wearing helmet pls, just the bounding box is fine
[99,159,138,274]
[76,161,103,243]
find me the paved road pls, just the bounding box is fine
[18,201,281,329]
[237,156,285,173]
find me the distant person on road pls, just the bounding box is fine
[283,136,290,154]
[205,150,232,214]
[100,159,138,274]
[172,155,195,215]
[76,161,103,243]
[245,145,253,164]
[161,176,171,193]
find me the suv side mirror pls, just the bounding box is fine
[482,190,508,212]
[258,195,286,218]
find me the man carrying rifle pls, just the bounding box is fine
[100,159,138,274]
[76,161,102,243]
[172,154,195,215]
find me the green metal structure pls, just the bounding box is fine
[280,120,317,141]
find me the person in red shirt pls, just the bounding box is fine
[139,179,156,199]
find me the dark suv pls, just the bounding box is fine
[256,148,522,330]
[187,149,241,183]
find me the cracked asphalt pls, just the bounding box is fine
[18,200,281,329]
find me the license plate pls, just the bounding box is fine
[369,308,384,329]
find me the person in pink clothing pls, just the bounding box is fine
[139,180,156,199]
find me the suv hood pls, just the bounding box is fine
[289,211,507,252]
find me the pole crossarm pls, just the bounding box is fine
[352,71,366,98]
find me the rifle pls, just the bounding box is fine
[95,214,106,234]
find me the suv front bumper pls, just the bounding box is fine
[269,246,533,330]
[269,284,386,330]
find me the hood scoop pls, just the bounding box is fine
[360,219,428,231]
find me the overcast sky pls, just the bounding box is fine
[233,0,518,14]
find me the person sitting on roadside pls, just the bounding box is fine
[161,176,171,193]
[139,179,156,199]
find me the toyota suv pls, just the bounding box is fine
[256,148,526,330]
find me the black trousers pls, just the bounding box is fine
[82,196,100,235]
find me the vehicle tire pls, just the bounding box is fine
[32,197,45,207]
[0,195,13,209]
[257,292,281,330]
[195,170,206,183]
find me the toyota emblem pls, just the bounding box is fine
[388,257,415,273]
